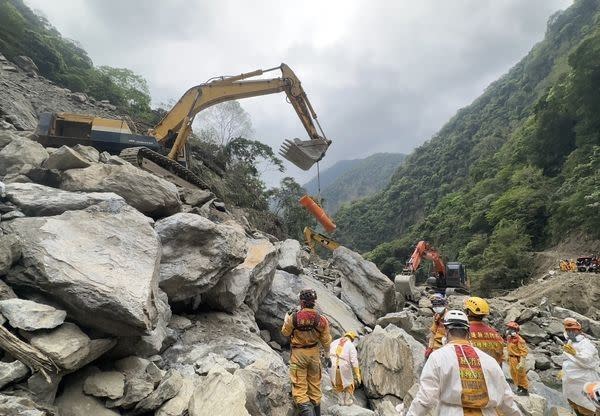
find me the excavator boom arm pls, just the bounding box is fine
[150,64,330,169]
[406,241,446,276]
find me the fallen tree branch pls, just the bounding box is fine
[0,325,58,382]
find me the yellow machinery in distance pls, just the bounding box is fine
[303,226,340,254]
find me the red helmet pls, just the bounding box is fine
[563,318,582,331]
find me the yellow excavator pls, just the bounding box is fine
[303,226,340,254]
[35,63,331,190]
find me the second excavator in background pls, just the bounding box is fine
[35,63,331,192]
[395,240,469,300]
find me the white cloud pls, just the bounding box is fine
[25,0,572,184]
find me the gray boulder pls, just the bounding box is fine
[514,393,547,416]
[112,289,172,358]
[0,298,66,330]
[255,270,364,346]
[1,200,162,336]
[188,366,250,416]
[13,55,39,75]
[43,145,92,170]
[56,367,120,416]
[332,247,396,326]
[277,239,304,274]
[180,188,214,207]
[0,394,47,416]
[358,324,425,399]
[29,322,91,370]
[4,182,124,216]
[60,163,181,218]
[0,137,48,176]
[376,312,413,332]
[162,306,292,416]
[155,213,247,302]
[204,238,277,312]
[83,371,125,400]
[0,234,21,276]
[132,370,183,415]
[328,405,376,415]
[0,360,29,389]
[156,376,196,416]
[72,144,100,162]
[520,322,548,345]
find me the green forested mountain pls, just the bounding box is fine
[0,0,154,120]
[335,0,600,292]
[304,153,406,214]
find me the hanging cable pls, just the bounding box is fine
[317,161,322,206]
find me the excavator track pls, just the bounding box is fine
[119,147,215,195]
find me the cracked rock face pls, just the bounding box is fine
[0,298,66,331]
[1,200,162,336]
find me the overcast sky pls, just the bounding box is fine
[26,0,572,185]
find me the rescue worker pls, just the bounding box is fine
[282,288,332,416]
[464,296,504,365]
[425,293,448,359]
[560,259,569,272]
[561,318,600,416]
[582,382,600,416]
[403,310,522,415]
[505,321,530,396]
[570,259,577,272]
[329,330,361,406]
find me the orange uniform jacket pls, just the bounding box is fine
[469,320,505,365]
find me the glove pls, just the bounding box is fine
[353,367,362,386]
[424,348,433,359]
[556,370,564,381]
[563,343,577,356]
[283,312,292,326]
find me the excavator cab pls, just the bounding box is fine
[444,262,469,293]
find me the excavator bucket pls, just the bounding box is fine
[279,138,330,171]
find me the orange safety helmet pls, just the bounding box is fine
[506,321,520,331]
[563,317,582,331]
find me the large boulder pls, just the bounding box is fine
[83,371,125,400]
[255,270,364,346]
[358,324,425,400]
[162,306,292,416]
[43,145,93,170]
[4,182,124,216]
[132,370,183,415]
[60,163,181,217]
[0,137,48,176]
[56,367,120,416]
[514,393,547,416]
[0,394,48,416]
[29,322,91,371]
[156,377,196,416]
[1,200,162,336]
[188,366,250,416]
[332,247,396,326]
[0,298,66,330]
[276,239,304,274]
[204,238,277,312]
[0,234,21,276]
[112,288,172,358]
[155,213,247,302]
[0,360,29,389]
[520,322,548,345]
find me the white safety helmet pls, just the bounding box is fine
[443,310,470,330]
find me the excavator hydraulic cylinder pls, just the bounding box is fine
[299,195,336,233]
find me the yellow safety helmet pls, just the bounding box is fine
[344,330,358,340]
[464,297,490,316]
